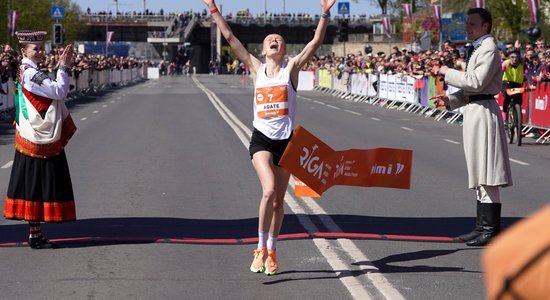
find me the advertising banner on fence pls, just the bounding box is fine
[401,76,416,103]
[377,74,415,103]
[333,72,349,92]
[379,74,388,100]
[318,69,332,89]
[350,74,377,97]
[280,126,413,196]
[530,83,550,127]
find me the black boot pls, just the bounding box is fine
[28,237,59,249]
[459,202,482,242]
[466,203,502,246]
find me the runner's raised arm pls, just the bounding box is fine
[202,0,261,79]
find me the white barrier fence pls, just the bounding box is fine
[297,71,315,91]
[312,70,465,124]
[378,74,416,104]
[1,66,147,114]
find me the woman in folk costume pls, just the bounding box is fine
[4,30,76,249]
[203,0,336,275]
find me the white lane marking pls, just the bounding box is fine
[117,97,121,100]
[314,239,374,299]
[313,100,326,105]
[345,109,362,116]
[102,105,108,108]
[93,110,99,114]
[2,161,13,169]
[370,117,380,121]
[192,77,251,147]
[110,101,115,104]
[510,158,530,166]
[326,104,341,110]
[283,189,374,299]
[401,127,414,131]
[286,180,404,300]
[444,139,461,145]
[193,76,404,300]
[299,96,314,101]
[80,117,87,121]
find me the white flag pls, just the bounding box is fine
[382,16,392,39]
[107,31,114,44]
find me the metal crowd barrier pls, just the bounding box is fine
[313,69,550,144]
[0,66,148,119]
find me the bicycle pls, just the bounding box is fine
[503,87,535,146]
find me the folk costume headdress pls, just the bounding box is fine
[13,30,76,158]
[15,30,47,44]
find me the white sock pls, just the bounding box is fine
[258,231,268,249]
[267,233,277,250]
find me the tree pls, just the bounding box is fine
[388,0,432,15]
[440,0,549,42]
[0,0,84,47]
[352,0,390,14]
[352,0,430,15]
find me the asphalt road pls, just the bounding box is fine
[1,74,549,299]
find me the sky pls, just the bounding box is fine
[74,0,379,17]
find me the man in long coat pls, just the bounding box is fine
[433,8,513,246]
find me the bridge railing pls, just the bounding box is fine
[181,14,199,40]
[81,13,174,23]
[148,31,167,38]
[212,15,367,26]
[0,66,148,118]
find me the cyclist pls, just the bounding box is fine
[501,48,524,119]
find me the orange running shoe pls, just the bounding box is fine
[250,248,267,273]
[264,249,278,275]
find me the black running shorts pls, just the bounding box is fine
[249,128,293,166]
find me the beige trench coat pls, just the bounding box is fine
[444,36,513,189]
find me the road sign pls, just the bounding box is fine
[441,13,467,42]
[338,2,350,15]
[51,6,64,19]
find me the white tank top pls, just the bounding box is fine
[253,63,297,140]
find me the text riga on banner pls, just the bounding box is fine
[280,126,413,196]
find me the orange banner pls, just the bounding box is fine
[294,176,321,198]
[280,126,413,196]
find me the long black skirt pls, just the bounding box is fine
[4,150,76,223]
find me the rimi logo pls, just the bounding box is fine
[535,95,548,111]
[370,163,405,175]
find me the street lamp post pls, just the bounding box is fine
[439,0,443,51]
[105,0,117,57]
[105,18,109,56]
[7,0,11,43]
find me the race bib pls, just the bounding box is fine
[255,85,289,118]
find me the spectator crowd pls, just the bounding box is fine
[1,43,149,88]
[298,37,550,85]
